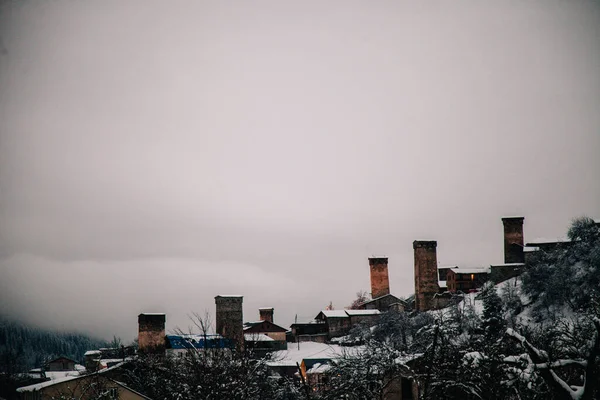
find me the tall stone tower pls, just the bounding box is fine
[215,295,244,349]
[502,217,525,264]
[413,241,440,312]
[369,257,391,299]
[259,307,274,323]
[138,313,166,354]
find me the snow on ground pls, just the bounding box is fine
[267,342,362,367]
[430,277,530,322]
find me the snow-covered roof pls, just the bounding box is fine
[244,320,265,326]
[291,319,324,325]
[18,374,80,392]
[318,310,349,318]
[139,312,165,315]
[84,350,101,356]
[449,267,490,274]
[244,333,275,342]
[360,293,405,305]
[490,263,525,267]
[526,237,570,245]
[268,342,359,367]
[438,265,459,269]
[26,369,83,380]
[438,280,447,288]
[17,362,125,392]
[306,362,331,374]
[344,309,380,316]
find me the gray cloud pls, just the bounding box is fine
[1,0,599,340]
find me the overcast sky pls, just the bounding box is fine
[1,0,599,342]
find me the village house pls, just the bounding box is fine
[359,293,406,312]
[446,268,490,293]
[289,320,328,343]
[45,356,77,372]
[244,307,288,352]
[27,357,86,381]
[17,363,151,400]
[314,309,380,339]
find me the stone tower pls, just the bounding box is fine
[369,257,391,299]
[138,313,166,354]
[215,295,244,349]
[413,241,440,312]
[502,217,525,264]
[259,307,274,323]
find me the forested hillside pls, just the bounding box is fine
[0,316,107,372]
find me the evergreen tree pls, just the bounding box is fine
[480,282,505,342]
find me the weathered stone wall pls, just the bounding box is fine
[326,318,351,338]
[502,217,525,264]
[413,241,440,312]
[369,257,390,299]
[348,314,380,327]
[138,313,166,354]
[298,334,328,343]
[259,308,274,323]
[215,296,244,349]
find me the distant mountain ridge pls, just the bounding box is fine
[0,315,108,372]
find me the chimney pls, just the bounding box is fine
[215,295,244,349]
[502,217,525,264]
[138,313,166,354]
[369,258,390,299]
[259,307,274,323]
[413,241,440,312]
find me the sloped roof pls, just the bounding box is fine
[315,310,349,319]
[315,309,381,320]
[490,263,525,267]
[303,358,332,370]
[243,320,287,333]
[16,362,144,394]
[448,267,490,274]
[526,237,570,245]
[359,293,406,306]
[345,309,380,316]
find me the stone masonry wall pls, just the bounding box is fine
[413,241,440,312]
[369,257,390,299]
[502,217,525,264]
[215,296,244,349]
[259,308,274,323]
[138,313,166,353]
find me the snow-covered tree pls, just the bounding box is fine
[347,290,371,310]
[124,312,303,400]
[505,217,600,400]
